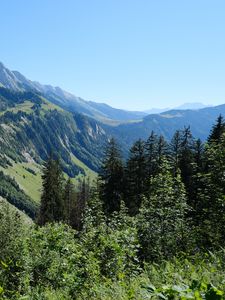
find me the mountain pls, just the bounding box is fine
[0,61,224,219]
[174,102,212,110]
[144,107,170,114]
[144,103,212,115]
[112,106,224,147]
[0,62,147,123]
[0,87,116,216]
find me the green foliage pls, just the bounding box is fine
[1,91,225,300]
[138,159,189,261]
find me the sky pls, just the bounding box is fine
[1,0,225,111]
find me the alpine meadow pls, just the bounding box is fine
[1,1,225,299]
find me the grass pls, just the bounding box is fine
[0,162,42,203]
[0,101,34,115]
[1,155,97,204]
[0,97,63,117]
[70,153,97,185]
[0,196,32,224]
[40,97,64,112]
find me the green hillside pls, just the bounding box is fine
[0,88,106,214]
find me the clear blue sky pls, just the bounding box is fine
[1,0,225,110]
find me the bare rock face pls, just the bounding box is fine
[0,62,23,91]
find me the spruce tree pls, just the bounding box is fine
[169,130,182,174]
[70,178,90,230]
[99,138,124,215]
[156,135,168,167]
[208,114,225,144]
[63,178,75,224]
[145,131,158,178]
[196,135,225,248]
[126,139,146,215]
[37,156,64,225]
[179,127,195,195]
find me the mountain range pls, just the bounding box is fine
[144,102,212,114]
[0,62,146,124]
[0,61,224,217]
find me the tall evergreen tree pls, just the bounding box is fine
[179,127,195,193]
[70,178,90,230]
[126,139,146,215]
[63,178,75,224]
[37,156,64,225]
[195,135,225,248]
[169,130,182,174]
[208,114,225,144]
[99,138,124,215]
[145,131,158,178]
[156,135,168,167]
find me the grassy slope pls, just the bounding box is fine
[0,100,34,115]
[1,155,97,204]
[0,162,42,203]
[70,153,97,182]
[0,196,32,224]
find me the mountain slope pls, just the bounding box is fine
[0,62,147,123]
[0,87,113,215]
[112,106,224,146]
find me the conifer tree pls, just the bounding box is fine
[145,131,158,178]
[208,114,225,144]
[156,135,168,168]
[63,178,75,224]
[126,139,146,215]
[70,178,90,230]
[37,156,64,225]
[179,127,195,194]
[196,134,225,248]
[169,130,182,174]
[99,138,124,215]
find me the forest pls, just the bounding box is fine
[1,115,225,299]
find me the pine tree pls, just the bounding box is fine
[37,156,64,225]
[99,138,124,215]
[125,139,146,215]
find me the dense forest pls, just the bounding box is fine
[1,115,225,299]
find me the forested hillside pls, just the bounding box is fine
[1,115,225,299]
[0,87,112,215]
[113,105,225,146]
[0,62,225,299]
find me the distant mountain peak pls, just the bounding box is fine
[174,102,212,110]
